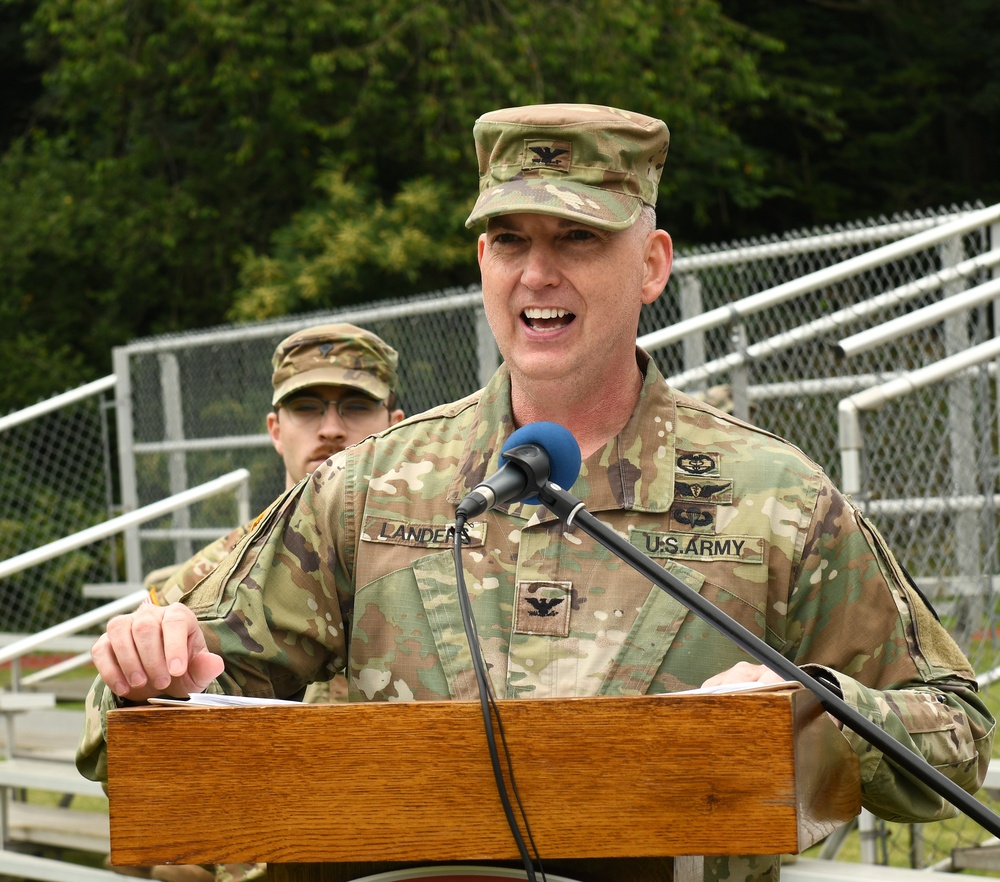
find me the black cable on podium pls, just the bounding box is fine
[452,511,547,882]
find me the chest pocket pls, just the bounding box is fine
[352,547,511,702]
[412,549,490,701]
[346,550,451,701]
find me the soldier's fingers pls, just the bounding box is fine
[159,603,201,683]
[99,609,171,700]
[130,604,172,691]
[186,650,226,694]
[90,629,131,697]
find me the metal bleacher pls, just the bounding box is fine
[0,475,248,881]
[0,650,116,881]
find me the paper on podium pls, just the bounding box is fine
[149,693,299,707]
[671,679,802,696]
[148,681,800,707]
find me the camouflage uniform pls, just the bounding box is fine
[79,354,994,882]
[153,526,346,698]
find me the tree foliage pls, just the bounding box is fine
[229,0,806,318]
[718,0,1000,233]
[0,0,995,409]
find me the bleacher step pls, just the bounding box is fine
[0,757,106,799]
[0,694,56,714]
[5,801,110,854]
[0,847,118,881]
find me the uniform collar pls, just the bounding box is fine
[448,350,676,518]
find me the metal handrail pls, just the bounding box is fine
[0,469,249,580]
[838,338,1000,497]
[0,468,250,679]
[0,375,117,434]
[663,245,1000,390]
[0,591,148,667]
[836,273,1000,358]
[641,201,1000,353]
[20,650,99,686]
[122,287,484,354]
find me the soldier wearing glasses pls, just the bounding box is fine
[151,322,404,610]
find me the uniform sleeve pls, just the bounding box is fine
[185,464,353,698]
[75,460,355,786]
[787,481,995,822]
[75,676,116,790]
[150,524,252,605]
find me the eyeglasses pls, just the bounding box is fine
[280,395,388,428]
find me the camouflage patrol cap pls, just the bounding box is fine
[271,323,399,406]
[465,103,669,231]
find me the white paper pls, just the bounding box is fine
[148,693,299,707]
[669,679,800,696]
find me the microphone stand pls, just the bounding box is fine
[536,480,1000,839]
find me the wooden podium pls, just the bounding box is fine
[105,686,860,882]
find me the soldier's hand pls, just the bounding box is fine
[92,602,225,703]
[702,662,846,730]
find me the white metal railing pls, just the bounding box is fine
[836,273,1000,358]
[663,246,1000,390]
[643,201,1000,359]
[0,375,116,434]
[119,288,484,356]
[0,469,249,689]
[19,650,104,687]
[0,469,250,581]
[668,210,982,273]
[837,338,1000,497]
[0,591,148,668]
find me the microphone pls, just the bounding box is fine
[455,422,582,520]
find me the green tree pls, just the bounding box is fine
[0,0,822,405]
[719,0,1000,235]
[228,0,825,318]
[0,1,40,147]
[0,0,366,407]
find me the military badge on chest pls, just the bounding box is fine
[671,449,732,533]
[629,447,765,564]
[514,580,573,637]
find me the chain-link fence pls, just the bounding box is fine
[111,286,493,581]
[0,378,119,634]
[1,201,998,869]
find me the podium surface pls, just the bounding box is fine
[106,687,859,880]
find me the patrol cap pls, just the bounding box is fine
[465,103,669,231]
[271,323,399,406]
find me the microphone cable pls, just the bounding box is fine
[453,512,547,882]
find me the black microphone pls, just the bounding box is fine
[455,422,582,521]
